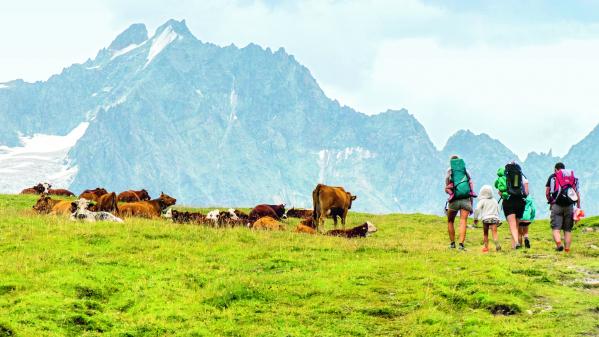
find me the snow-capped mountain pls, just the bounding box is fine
[0,19,596,216]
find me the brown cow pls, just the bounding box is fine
[91,192,118,213]
[252,216,285,231]
[118,192,176,218]
[249,204,286,221]
[117,189,151,202]
[285,208,313,219]
[21,183,49,195]
[312,184,357,231]
[48,188,75,197]
[294,224,317,235]
[79,188,108,202]
[171,210,208,224]
[326,222,378,238]
[33,194,60,214]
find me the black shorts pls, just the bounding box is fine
[502,197,525,218]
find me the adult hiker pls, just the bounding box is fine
[546,162,581,253]
[495,162,529,249]
[518,196,536,248]
[444,155,476,250]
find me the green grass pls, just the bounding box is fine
[0,194,598,337]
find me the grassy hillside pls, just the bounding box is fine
[0,194,597,337]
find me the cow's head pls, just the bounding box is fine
[71,198,93,213]
[33,194,51,212]
[159,192,177,208]
[139,189,151,201]
[33,183,48,194]
[347,193,357,209]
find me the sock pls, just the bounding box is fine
[565,248,570,253]
[556,241,562,247]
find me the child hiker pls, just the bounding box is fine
[518,196,536,248]
[473,185,502,252]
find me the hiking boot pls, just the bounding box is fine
[482,247,489,253]
[514,244,522,250]
[496,245,502,252]
[449,242,456,249]
[524,238,530,249]
[458,243,466,251]
[556,245,564,252]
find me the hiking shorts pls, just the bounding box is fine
[550,204,574,232]
[519,221,531,227]
[502,197,525,218]
[448,198,472,213]
[483,219,502,227]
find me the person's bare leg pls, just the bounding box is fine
[483,224,489,249]
[447,210,457,243]
[552,229,562,247]
[564,231,572,251]
[518,227,524,246]
[507,214,519,248]
[491,225,500,251]
[459,209,469,244]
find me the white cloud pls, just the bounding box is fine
[333,38,599,157]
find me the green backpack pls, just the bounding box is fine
[495,167,509,200]
[521,197,536,222]
[450,158,472,200]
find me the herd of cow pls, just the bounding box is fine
[21,183,377,238]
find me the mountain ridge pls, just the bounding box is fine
[1,19,597,216]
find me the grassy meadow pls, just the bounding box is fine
[0,194,598,337]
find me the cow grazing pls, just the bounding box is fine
[70,199,124,223]
[312,184,357,231]
[285,208,313,219]
[91,192,118,213]
[118,192,176,218]
[294,224,317,235]
[48,188,75,197]
[79,188,108,202]
[252,216,286,231]
[249,204,286,221]
[21,183,50,195]
[117,189,151,202]
[325,222,378,238]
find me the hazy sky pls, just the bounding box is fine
[2,0,599,158]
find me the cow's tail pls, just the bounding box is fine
[312,184,323,220]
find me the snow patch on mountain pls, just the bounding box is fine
[111,43,142,60]
[0,122,89,193]
[145,26,179,68]
[0,83,8,89]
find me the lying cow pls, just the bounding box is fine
[171,210,208,224]
[325,222,378,238]
[70,199,123,223]
[285,208,313,219]
[118,193,176,218]
[117,189,151,202]
[32,194,75,215]
[312,184,357,231]
[21,183,50,195]
[252,216,285,231]
[48,188,75,197]
[79,187,108,202]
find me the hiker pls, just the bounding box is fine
[444,155,476,250]
[473,185,502,252]
[546,162,581,253]
[495,162,529,249]
[518,196,536,248]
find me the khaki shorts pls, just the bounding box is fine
[448,198,473,213]
[550,204,574,232]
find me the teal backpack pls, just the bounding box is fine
[450,158,472,200]
[521,196,536,222]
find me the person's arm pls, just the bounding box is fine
[576,178,581,209]
[524,180,529,196]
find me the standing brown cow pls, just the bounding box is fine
[312,184,357,231]
[91,192,118,213]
